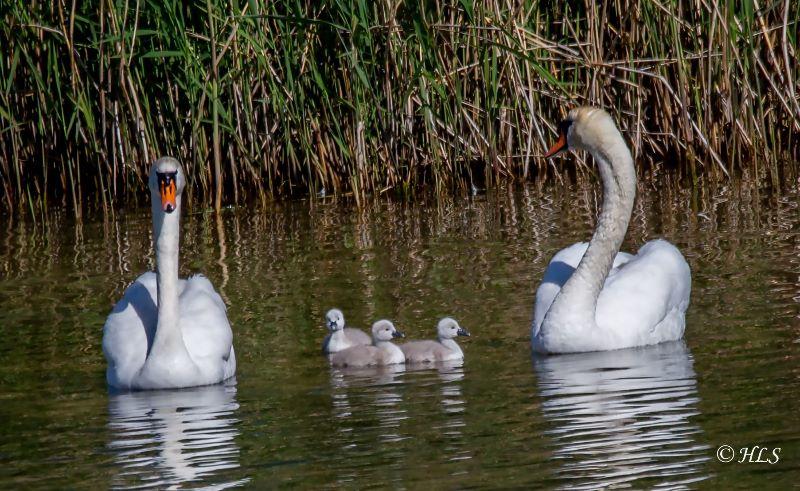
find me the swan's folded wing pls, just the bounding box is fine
[179,274,234,363]
[102,272,158,386]
[597,239,691,341]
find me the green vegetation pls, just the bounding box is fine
[1,0,798,215]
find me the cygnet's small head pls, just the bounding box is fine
[148,157,186,214]
[325,308,345,332]
[371,319,404,342]
[544,107,618,158]
[437,317,470,340]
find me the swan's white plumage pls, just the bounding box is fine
[531,107,691,353]
[103,157,235,390]
[532,240,690,352]
[533,242,632,332]
[103,273,236,390]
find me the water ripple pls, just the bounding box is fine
[107,380,247,489]
[533,342,711,489]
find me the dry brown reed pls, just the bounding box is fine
[1,0,798,216]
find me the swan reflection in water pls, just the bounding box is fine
[533,341,711,489]
[107,380,247,489]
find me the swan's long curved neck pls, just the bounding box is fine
[149,195,189,360]
[545,135,636,328]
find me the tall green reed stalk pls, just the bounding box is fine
[1,0,798,215]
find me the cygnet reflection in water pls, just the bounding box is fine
[405,360,472,463]
[107,380,247,489]
[532,341,710,489]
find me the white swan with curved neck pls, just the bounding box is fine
[532,108,691,353]
[103,157,236,389]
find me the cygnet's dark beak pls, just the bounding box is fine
[327,320,337,329]
[457,327,471,337]
[392,330,405,339]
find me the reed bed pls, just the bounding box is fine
[1,0,798,215]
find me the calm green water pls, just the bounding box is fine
[1,177,799,489]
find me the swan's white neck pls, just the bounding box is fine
[545,134,636,329]
[149,195,189,360]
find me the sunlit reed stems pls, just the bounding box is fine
[1,0,798,216]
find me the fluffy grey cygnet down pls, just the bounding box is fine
[329,320,406,367]
[322,308,371,354]
[400,317,470,363]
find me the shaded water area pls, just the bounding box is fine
[1,175,799,488]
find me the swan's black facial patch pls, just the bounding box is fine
[558,119,573,143]
[545,119,573,158]
[157,171,178,187]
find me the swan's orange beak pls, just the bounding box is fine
[544,131,568,158]
[159,177,177,213]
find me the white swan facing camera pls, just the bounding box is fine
[532,107,691,354]
[103,157,236,389]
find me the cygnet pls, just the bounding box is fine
[329,320,406,367]
[400,317,470,363]
[322,308,371,354]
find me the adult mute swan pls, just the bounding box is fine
[103,157,236,389]
[531,107,691,353]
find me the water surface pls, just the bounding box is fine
[1,176,799,488]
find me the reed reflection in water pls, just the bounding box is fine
[0,176,798,488]
[107,380,247,489]
[533,342,710,489]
